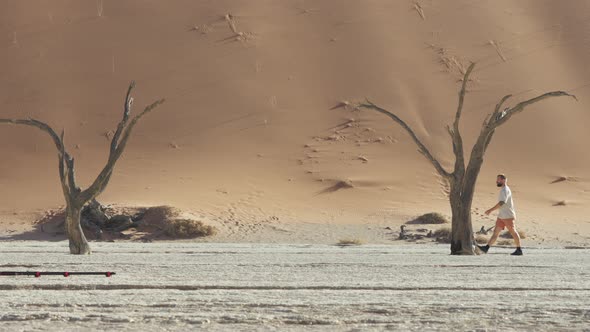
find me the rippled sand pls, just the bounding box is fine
[0,242,588,331]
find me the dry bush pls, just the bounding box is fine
[433,227,452,243]
[407,212,449,225]
[337,238,363,246]
[139,206,216,239]
[165,219,216,238]
[141,206,181,224]
[475,234,488,244]
[500,229,527,239]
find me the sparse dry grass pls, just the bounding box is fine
[337,238,363,246]
[433,227,452,243]
[165,219,216,238]
[496,239,512,246]
[407,212,449,225]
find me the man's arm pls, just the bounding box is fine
[485,201,505,215]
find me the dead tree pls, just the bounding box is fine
[357,63,576,255]
[0,82,164,254]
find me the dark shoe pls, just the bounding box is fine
[511,248,523,256]
[477,244,490,253]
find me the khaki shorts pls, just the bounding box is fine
[496,218,515,230]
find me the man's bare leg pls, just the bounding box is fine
[487,223,503,246]
[506,225,521,248]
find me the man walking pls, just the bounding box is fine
[478,174,523,256]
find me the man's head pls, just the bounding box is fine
[496,174,507,187]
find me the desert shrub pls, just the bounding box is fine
[165,219,216,238]
[407,212,449,225]
[500,229,527,239]
[141,206,181,224]
[433,227,452,243]
[337,238,363,246]
[475,234,488,244]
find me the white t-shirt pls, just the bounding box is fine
[498,185,516,219]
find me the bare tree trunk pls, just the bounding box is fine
[65,205,91,254]
[449,184,475,255]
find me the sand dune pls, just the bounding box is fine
[1,1,589,245]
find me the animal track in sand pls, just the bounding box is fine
[299,112,397,179]
[427,44,467,77]
[413,2,425,20]
[489,40,507,62]
[103,130,114,140]
[317,180,355,195]
[222,13,256,43]
[188,24,213,34]
[269,96,278,108]
[330,101,360,111]
[96,0,104,18]
[296,7,319,15]
[550,176,579,184]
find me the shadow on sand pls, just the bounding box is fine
[0,212,66,242]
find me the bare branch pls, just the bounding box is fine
[450,62,475,177]
[493,91,577,127]
[454,62,475,127]
[80,98,165,202]
[483,129,495,152]
[445,124,454,139]
[0,118,76,198]
[494,94,512,114]
[0,118,64,153]
[110,99,165,166]
[358,99,451,178]
[110,81,136,156]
